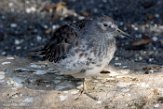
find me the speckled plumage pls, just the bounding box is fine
[41,16,127,78]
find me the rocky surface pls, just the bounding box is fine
[0,0,163,109]
[0,56,163,109]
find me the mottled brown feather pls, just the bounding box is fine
[73,19,90,30]
[41,19,92,62]
[41,24,79,62]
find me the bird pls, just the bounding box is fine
[33,16,129,95]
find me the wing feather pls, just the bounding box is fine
[41,25,79,62]
[41,19,91,62]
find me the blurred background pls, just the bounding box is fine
[0,0,162,65]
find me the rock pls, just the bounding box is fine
[0,71,5,80]
[1,61,11,65]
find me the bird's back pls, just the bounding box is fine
[41,19,92,63]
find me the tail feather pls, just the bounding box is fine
[28,46,46,61]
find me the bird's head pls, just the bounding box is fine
[96,16,129,38]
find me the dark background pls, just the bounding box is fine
[0,0,162,65]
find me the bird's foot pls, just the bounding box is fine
[74,78,98,101]
[74,88,98,101]
[74,87,85,100]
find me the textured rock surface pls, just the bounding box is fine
[0,56,163,109]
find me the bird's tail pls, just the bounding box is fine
[28,46,46,61]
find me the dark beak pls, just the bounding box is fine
[116,28,130,37]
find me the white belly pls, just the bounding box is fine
[59,39,116,78]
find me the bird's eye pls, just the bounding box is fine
[103,23,108,27]
[103,23,112,28]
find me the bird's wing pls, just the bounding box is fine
[41,25,79,62]
[72,19,91,30]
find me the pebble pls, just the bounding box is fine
[117,82,131,88]
[25,0,30,4]
[46,85,50,87]
[93,8,98,13]
[36,35,42,41]
[119,22,124,26]
[1,15,6,20]
[10,23,17,28]
[8,2,13,7]
[30,64,42,68]
[96,100,102,104]
[139,82,149,88]
[114,63,122,66]
[148,58,154,62]
[121,88,130,93]
[114,57,119,61]
[138,56,143,61]
[148,69,154,73]
[34,70,47,75]
[155,14,160,18]
[7,77,23,88]
[70,90,79,95]
[154,103,160,108]
[6,57,15,60]
[1,52,6,55]
[122,66,128,69]
[1,61,11,65]
[0,71,5,80]
[23,97,33,103]
[16,46,21,50]
[15,39,21,45]
[26,7,36,13]
[63,91,68,94]
[43,25,48,29]
[52,25,59,30]
[131,24,138,31]
[59,95,68,101]
[152,36,158,42]
[127,93,131,97]
[78,16,85,20]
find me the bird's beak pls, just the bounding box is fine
[116,28,130,37]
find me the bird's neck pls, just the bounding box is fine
[106,37,117,56]
[108,37,116,46]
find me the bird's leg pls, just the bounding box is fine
[75,78,98,101]
[75,78,86,100]
[83,78,87,92]
[79,78,87,94]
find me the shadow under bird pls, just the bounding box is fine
[31,16,129,97]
